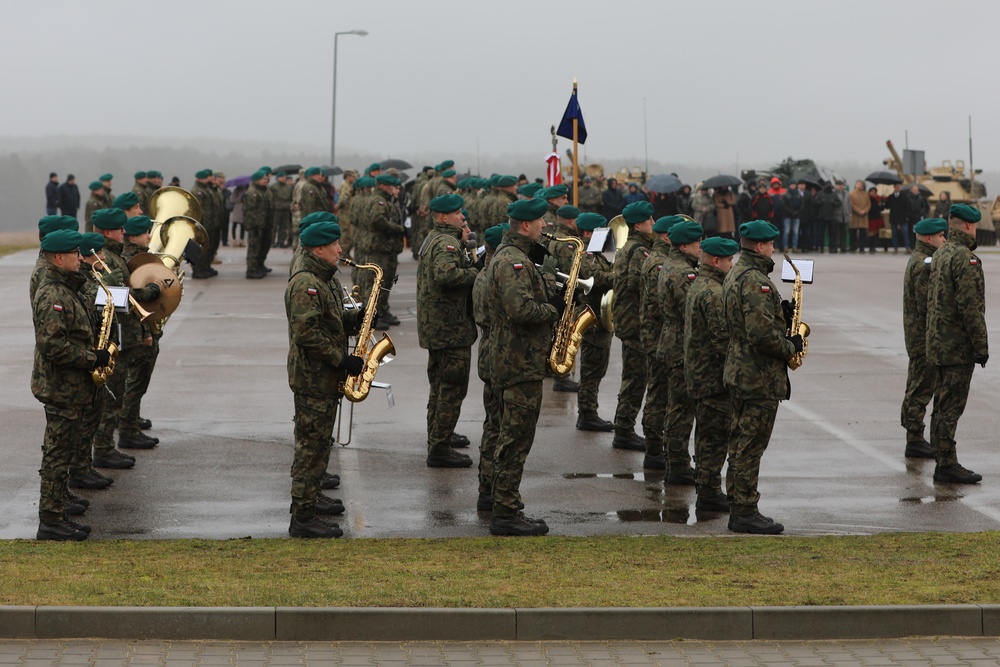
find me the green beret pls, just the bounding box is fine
[259,165,272,174]
[88,181,103,191]
[484,223,509,248]
[518,182,544,198]
[299,220,342,247]
[134,171,147,179]
[354,176,376,189]
[40,229,83,253]
[653,215,684,233]
[79,232,106,257]
[124,215,153,236]
[557,205,580,219]
[437,160,455,171]
[112,192,140,210]
[304,166,322,177]
[99,173,113,182]
[495,174,518,188]
[441,169,456,178]
[576,212,607,232]
[251,169,269,182]
[299,211,338,232]
[147,170,161,178]
[622,201,654,225]
[38,215,79,237]
[91,208,127,230]
[914,217,948,235]
[667,220,704,245]
[276,170,287,177]
[429,194,465,213]
[739,219,781,241]
[507,198,548,222]
[376,173,401,186]
[544,184,569,199]
[366,162,382,173]
[701,236,740,257]
[195,169,213,179]
[949,203,982,223]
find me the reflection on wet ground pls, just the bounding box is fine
[563,472,654,481]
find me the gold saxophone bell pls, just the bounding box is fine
[338,257,395,402]
[541,232,598,376]
[783,253,810,370]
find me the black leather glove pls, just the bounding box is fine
[145,283,161,300]
[548,293,566,317]
[789,334,804,353]
[93,349,111,368]
[474,253,486,271]
[976,354,989,368]
[338,354,365,376]
[781,299,796,328]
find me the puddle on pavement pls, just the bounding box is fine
[900,493,963,503]
[563,472,653,481]
[613,508,691,524]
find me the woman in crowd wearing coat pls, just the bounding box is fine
[712,186,737,239]
[848,180,871,252]
[867,186,886,253]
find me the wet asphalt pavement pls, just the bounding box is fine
[4,243,1000,540]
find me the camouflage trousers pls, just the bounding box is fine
[693,392,734,497]
[93,349,131,457]
[478,379,502,497]
[121,339,158,436]
[39,403,87,523]
[245,220,274,275]
[663,363,695,472]
[412,214,432,259]
[578,329,611,419]
[901,353,935,441]
[357,252,397,318]
[613,341,649,432]
[729,397,779,516]
[290,393,338,519]
[426,347,472,457]
[291,209,302,250]
[930,363,975,467]
[641,353,669,457]
[73,390,104,478]
[273,209,292,248]
[492,380,543,518]
[339,219,353,258]
[194,220,221,273]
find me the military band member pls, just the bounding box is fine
[131,171,149,214]
[31,215,79,303]
[479,175,519,232]
[540,184,570,231]
[517,182,544,200]
[545,204,583,394]
[684,236,740,512]
[901,217,947,459]
[84,181,105,233]
[285,219,358,538]
[98,173,114,206]
[244,170,275,279]
[925,204,987,484]
[113,191,142,218]
[574,213,615,432]
[354,174,405,330]
[191,169,220,279]
[335,169,358,256]
[723,220,800,534]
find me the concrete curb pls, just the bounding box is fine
[2,605,999,641]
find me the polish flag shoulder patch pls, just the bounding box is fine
[687,273,696,280]
[656,264,663,271]
[760,285,771,293]
[513,263,523,270]
[446,245,456,251]
[53,304,63,312]
[306,288,318,296]
[971,258,979,265]
[642,251,649,258]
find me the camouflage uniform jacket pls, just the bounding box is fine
[357,189,405,255]
[578,184,602,213]
[285,250,355,398]
[336,182,354,222]
[84,193,103,228]
[29,253,46,304]
[902,238,937,358]
[270,180,294,211]
[479,190,517,230]
[472,265,492,382]
[210,185,224,227]
[242,183,274,231]
[582,249,613,332]
[611,229,653,346]
[103,239,158,350]
[656,246,700,366]
[683,263,729,398]
[298,180,330,218]
[121,242,156,339]
[132,182,148,215]
[545,223,584,274]
[428,178,457,202]
[722,250,794,401]
[542,201,559,230]
[191,182,218,229]
[638,239,670,354]
[926,228,987,366]
[485,231,561,390]
[31,263,99,410]
[417,222,479,350]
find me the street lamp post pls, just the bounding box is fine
[331,29,369,167]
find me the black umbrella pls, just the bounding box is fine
[901,181,933,196]
[865,170,903,185]
[645,173,684,194]
[379,158,413,170]
[798,178,823,191]
[320,165,343,176]
[274,163,302,174]
[700,174,742,190]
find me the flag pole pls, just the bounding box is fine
[572,78,579,207]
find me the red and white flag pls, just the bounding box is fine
[545,152,562,186]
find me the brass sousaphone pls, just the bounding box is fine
[598,214,629,332]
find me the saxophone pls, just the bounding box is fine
[542,233,598,376]
[91,271,119,386]
[783,253,810,370]
[338,258,395,402]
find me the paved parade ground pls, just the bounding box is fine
[3,244,1000,540]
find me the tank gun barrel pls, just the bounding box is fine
[884,140,912,183]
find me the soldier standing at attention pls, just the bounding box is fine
[31,229,111,541]
[113,192,142,219]
[658,219,705,485]
[610,201,655,452]
[285,219,359,538]
[98,173,114,207]
[270,170,294,248]
[244,170,275,279]
[518,182,544,200]
[143,170,161,206]
[484,198,561,536]
[336,169,359,257]
[723,220,800,534]
[84,181,105,233]
[417,194,479,468]
[365,162,382,178]
[30,216,79,303]
[545,204,584,394]
[684,236,740,513]
[901,217,947,459]
[479,175,519,232]
[358,174,405,330]
[540,184,570,230]
[290,168,308,249]
[574,213,615,432]
[190,169,219,279]
[635,216,675,470]
[211,173,227,261]
[925,204,987,484]
[577,175,602,214]
[131,171,148,214]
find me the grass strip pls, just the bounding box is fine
[2,533,999,608]
[0,243,36,257]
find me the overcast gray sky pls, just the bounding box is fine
[4,0,998,171]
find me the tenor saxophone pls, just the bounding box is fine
[91,271,119,386]
[338,258,395,402]
[542,233,598,376]
[783,253,810,370]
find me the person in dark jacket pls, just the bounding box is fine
[736,181,756,228]
[45,173,60,215]
[780,180,803,251]
[868,187,887,253]
[601,178,625,219]
[907,185,930,234]
[799,184,817,251]
[675,185,693,217]
[57,175,81,219]
[814,184,842,253]
[883,184,910,252]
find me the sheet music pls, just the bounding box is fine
[95,286,131,312]
[588,228,615,253]
[780,258,814,284]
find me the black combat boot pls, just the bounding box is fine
[476,493,494,512]
[490,513,550,536]
[552,377,580,392]
[321,472,341,490]
[139,417,153,430]
[119,432,158,449]
[904,437,935,459]
[695,491,730,513]
[63,518,92,534]
[93,450,135,469]
[611,429,645,451]
[665,466,696,486]
[289,516,343,538]
[576,414,615,432]
[69,471,112,490]
[933,463,982,484]
[315,494,346,516]
[66,492,90,509]
[642,453,666,470]
[37,520,88,541]
[426,448,473,468]
[64,501,87,516]
[449,433,471,448]
[382,311,401,326]
[730,511,784,535]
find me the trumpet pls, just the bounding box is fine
[91,257,154,322]
[533,265,596,295]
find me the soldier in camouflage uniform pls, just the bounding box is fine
[722,220,800,534]
[31,216,80,303]
[290,169,308,249]
[545,204,585,394]
[131,171,149,215]
[335,169,359,257]
[925,204,988,484]
[658,220,705,484]
[478,175,518,232]
[191,169,220,279]
[143,170,162,207]
[31,229,111,541]
[243,170,275,279]
[577,176,602,214]
[98,173,114,207]
[611,201,655,451]
[348,176,376,287]
[540,184,569,231]
[683,236,740,513]
[417,194,479,468]
[484,198,561,536]
[270,171,294,248]
[353,174,404,329]
[518,182,544,200]
[414,161,455,254]
[409,166,436,259]
[84,181,105,233]
[901,217,947,460]
[574,213,615,431]
[211,173,226,258]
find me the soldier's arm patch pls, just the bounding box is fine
[53,304,63,312]
[446,245,456,251]
[971,259,978,265]
[687,273,696,280]
[924,257,932,265]
[513,263,523,270]
[306,288,318,296]
[761,285,770,293]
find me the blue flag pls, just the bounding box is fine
[556,88,587,145]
